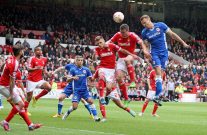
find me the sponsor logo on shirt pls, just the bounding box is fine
[100,52,113,57]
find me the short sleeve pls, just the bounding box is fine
[141,30,147,41]
[110,32,119,43]
[159,22,169,33]
[28,57,34,68]
[65,64,71,72]
[132,33,143,44]
[87,68,92,77]
[70,68,75,76]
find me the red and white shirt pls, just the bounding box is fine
[27,56,47,82]
[110,32,142,58]
[0,56,19,86]
[94,43,120,69]
[148,70,166,91]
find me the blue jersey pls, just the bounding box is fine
[70,66,92,91]
[64,63,76,89]
[141,22,169,53]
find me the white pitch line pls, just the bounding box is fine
[12,123,125,135]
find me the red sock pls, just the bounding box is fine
[152,103,158,115]
[24,101,29,111]
[35,89,49,100]
[124,107,130,112]
[98,79,105,98]
[5,106,19,122]
[127,64,135,82]
[118,81,128,100]
[99,103,106,118]
[19,110,32,126]
[142,101,149,113]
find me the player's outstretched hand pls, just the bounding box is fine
[73,76,79,80]
[143,51,151,60]
[183,43,190,48]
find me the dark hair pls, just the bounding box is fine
[34,45,42,51]
[120,24,129,31]
[140,15,150,21]
[13,43,24,56]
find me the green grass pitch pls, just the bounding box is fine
[0,99,206,135]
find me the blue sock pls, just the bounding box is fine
[84,103,92,115]
[0,97,2,106]
[90,104,98,116]
[155,77,162,97]
[58,101,63,115]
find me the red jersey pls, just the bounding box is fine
[148,70,166,91]
[94,43,120,69]
[0,56,19,86]
[27,56,47,82]
[110,32,142,58]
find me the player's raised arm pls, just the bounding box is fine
[166,29,190,48]
[119,47,140,60]
[53,66,65,74]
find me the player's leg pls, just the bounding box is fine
[0,87,41,131]
[124,55,136,87]
[32,81,51,107]
[97,69,107,104]
[116,70,130,106]
[25,80,36,112]
[86,97,100,122]
[80,98,92,116]
[108,90,136,117]
[0,94,3,110]
[99,101,106,122]
[151,54,163,106]
[53,93,67,117]
[152,103,159,117]
[62,93,80,120]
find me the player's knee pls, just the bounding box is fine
[17,101,25,109]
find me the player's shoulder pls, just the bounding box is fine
[141,28,148,35]
[82,66,90,70]
[114,32,121,37]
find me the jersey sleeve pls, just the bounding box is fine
[110,32,119,43]
[111,43,121,52]
[94,48,99,57]
[132,32,143,44]
[65,64,71,71]
[69,68,75,76]
[141,30,147,41]
[86,68,92,77]
[28,57,34,68]
[7,60,18,78]
[159,22,169,33]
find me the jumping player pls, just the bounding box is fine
[140,15,189,105]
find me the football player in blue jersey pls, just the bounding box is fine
[52,62,92,118]
[140,15,190,105]
[62,55,100,122]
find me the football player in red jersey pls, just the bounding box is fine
[109,24,150,106]
[93,36,137,121]
[139,66,166,117]
[0,43,42,131]
[25,46,52,110]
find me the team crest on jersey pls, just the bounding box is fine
[156,28,160,32]
[83,70,86,74]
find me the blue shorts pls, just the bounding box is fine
[151,51,168,70]
[72,89,91,103]
[62,84,73,98]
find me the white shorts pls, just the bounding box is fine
[0,85,22,104]
[26,80,46,93]
[116,58,128,73]
[147,90,156,100]
[14,86,25,99]
[107,89,120,100]
[98,68,115,83]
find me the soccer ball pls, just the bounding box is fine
[113,12,124,23]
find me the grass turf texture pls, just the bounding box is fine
[0,99,206,135]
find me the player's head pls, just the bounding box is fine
[120,24,129,38]
[34,46,42,56]
[13,43,24,58]
[95,36,105,48]
[75,55,83,67]
[140,15,153,29]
